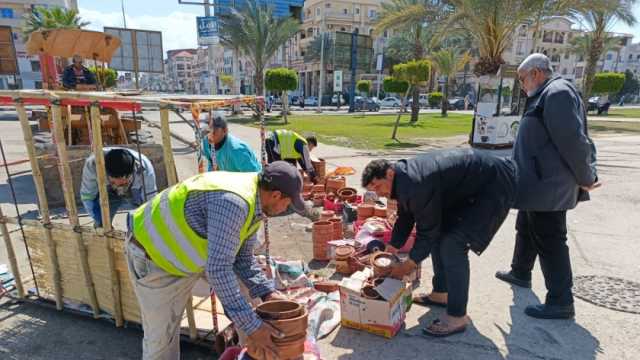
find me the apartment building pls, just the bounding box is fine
[166,48,197,93]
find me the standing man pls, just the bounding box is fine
[126,161,305,359]
[362,149,517,337]
[201,113,261,172]
[62,55,97,90]
[265,129,318,183]
[81,147,157,228]
[495,53,599,319]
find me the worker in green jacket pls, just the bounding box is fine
[125,161,304,359]
[265,129,318,183]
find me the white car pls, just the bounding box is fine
[304,96,318,106]
[380,97,402,108]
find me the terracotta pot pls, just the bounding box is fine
[347,256,366,273]
[247,332,306,360]
[303,183,313,193]
[256,300,303,320]
[361,284,381,300]
[328,217,343,240]
[374,205,387,218]
[320,210,335,221]
[312,192,326,207]
[302,191,312,201]
[337,187,357,203]
[371,252,399,278]
[313,221,333,261]
[357,203,374,218]
[334,245,355,260]
[314,280,339,293]
[311,184,325,194]
[325,176,346,194]
[264,307,308,335]
[312,158,326,179]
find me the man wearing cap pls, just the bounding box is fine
[266,129,318,183]
[80,147,157,228]
[62,54,97,90]
[125,161,305,359]
[201,112,262,172]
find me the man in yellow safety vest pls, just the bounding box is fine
[266,129,318,183]
[125,161,305,359]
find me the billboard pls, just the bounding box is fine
[197,16,219,45]
[104,27,164,73]
[0,26,18,75]
[333,70,343,92]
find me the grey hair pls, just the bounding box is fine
[210,111,227,129]
[518,53,553,76]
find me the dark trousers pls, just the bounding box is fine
[431,232,470,317]
[511,210,573,306]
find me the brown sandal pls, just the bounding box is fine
[413,293,446,308]
[422,319,467,337]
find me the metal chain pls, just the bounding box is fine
[131,109,148,202]
[258,98,271,264]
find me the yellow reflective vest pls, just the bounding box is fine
[274,129,307,160]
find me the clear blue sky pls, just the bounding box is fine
[77,0,640,52]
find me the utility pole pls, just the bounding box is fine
[121,0,127,28]
[317,11,326,113]
[348,31,358,113]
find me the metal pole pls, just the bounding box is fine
[121,0,127,28]
[317,13,326,113]
[348,31,358,113]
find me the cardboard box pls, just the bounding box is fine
[339,272,413,338]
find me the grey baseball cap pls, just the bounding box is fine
[262,161,305,211]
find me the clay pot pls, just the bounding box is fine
[347,256,366,273]
[325,176,346,194]
[319,210,335,221]
[374,205,387,218]
[314,280,339,293]
[312,158,326,179]
[334,245,355,260]
[302,191,312,201]
[357,204,375,218]
[371,252,399,278]
[313,192,326,207]
[303,183,313,193]
[311,184,325,194]
[361,284,381,300]
[250,305,308,360]
[312,221,333,261]
[328,217,343,240]
[256,300,304,320]
[264,308,309,334]
[337,187,357,203]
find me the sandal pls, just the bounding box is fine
[413,293,446,308]
[422,319,467,337]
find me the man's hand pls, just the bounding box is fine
[247,323,283,359]
[385,244,399,254]
[581,181,602,192]
[389,259,417,280]
[263,291,288,301]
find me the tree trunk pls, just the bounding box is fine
[582,37,604,105]
[441,77,448,117]
[392,86,411,139]
[410,26,424,123]
[283,89,289,124]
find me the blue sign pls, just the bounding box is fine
[197,16,218,45]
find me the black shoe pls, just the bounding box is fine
[495,270,531,288]
[524,304,575,319]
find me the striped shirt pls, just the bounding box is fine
[184,190,271,335]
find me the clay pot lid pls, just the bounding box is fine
[256,300,303,320]
[335,245,355,258]
[371,252,399,268]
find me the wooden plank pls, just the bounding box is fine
[160,106,178,185]
[0,205,24,298]
[51,99,101,318]
[90,104,124,327]
[16,103,61,307]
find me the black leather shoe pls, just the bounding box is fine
[495,270,531,288]
[525,304,575,319]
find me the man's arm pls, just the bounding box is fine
[62,67,75,89]
[543,87,598,186]
[389,204,415,250]
[295,140,317,180]
[233,232,274,299]
[206,192,263,335]
[407,188,441,264]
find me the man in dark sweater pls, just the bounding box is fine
[362,149,517,337]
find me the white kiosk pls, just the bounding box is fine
[471,64,526,148]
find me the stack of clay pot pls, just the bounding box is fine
[325,176,346,195]
[334,245,355,274]
[312,158,326,183]
[302,181,313,201]
[311,184,326,207]
[357,203,375,222]
[312,220,333,261]
[328,217,343,239]
[248,300,308,360]
[373,204,387,218]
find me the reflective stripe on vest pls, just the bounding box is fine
[275,129,307,160]
[132,172,261,276]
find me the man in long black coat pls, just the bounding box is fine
[362,149,517,337]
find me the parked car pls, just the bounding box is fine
[447,97,469,110]
[289,95,299,105]
[588,96,610,114]
[304,96,318,106]
[354,97,380,112]
[331,94,346,105]
[405,94,429,108]
[381,97,402,108]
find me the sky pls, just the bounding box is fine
[77,0,640,54]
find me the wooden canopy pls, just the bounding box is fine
[26,28,121,63]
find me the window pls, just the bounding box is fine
[516,41,524,56]
[316,8,320,16]
[325,3,331,8]
[606,53,613,60]
[575,67,583,78]
[554,32,564,44]
[369,28,374,36]
[354,27,359,34]
[341,27,346,31]
[30,61,41,72]
[343,8,348,15]
[543,31,553,43]
[0,8,14,18]
[35,81,43,89]
[368,9,377,18]
[384,30,388,38]
[562,68,567,75]
[518,25,527,37]
[551,54,560,62]
[355,8,360,14]
[564,52,570,59]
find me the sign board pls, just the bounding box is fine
[0,26,18,75]
[197,16,219,45]
[376,54,383,72]
[104,27,164,73]
[333,70,343,92]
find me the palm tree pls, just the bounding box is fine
[569,0,637,104]
[22,6,89,38]
[430,48,471,117]
[441,0,541,76]
[375,0,450,123]
[218,0,300,98]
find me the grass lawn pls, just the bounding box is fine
[588,120,640,134]
[229,113,473,150]
[600,108,640,118]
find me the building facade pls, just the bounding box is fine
[0,0,78,90]
[166,48,198,93]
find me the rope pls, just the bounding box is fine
[131,109,148,202]
[258,100,271,264]
[0,139,39,296]
[207,109,217,171]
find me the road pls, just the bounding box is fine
[0,109,639,359]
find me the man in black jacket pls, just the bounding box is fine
[495,53,600,319]
[362,149,517,337]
